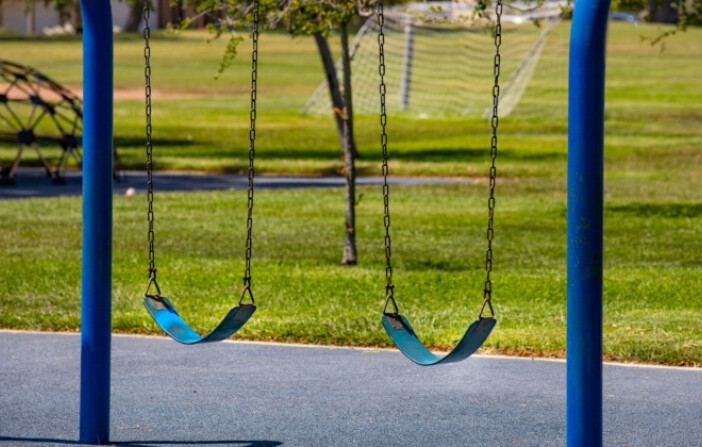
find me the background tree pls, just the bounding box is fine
[283,0,366,265]
[125,0,146,31]
[182,0,389,266]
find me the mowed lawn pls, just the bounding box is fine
[0,22,701,366]
[1,22,700,178]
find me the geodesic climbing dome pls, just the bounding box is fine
[0,58,83,184]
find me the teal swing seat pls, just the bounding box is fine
[144,295,255,345]
[381,314,496,366]
[374,0,503,365]
[139,0,261,345]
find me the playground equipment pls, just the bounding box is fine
[302,1,563,118]
[0,59,82,185]
[375,0,499,365]
[0,58,123,185]
[77,0,611,444]
[139,2,258,344]
[567,1,609,444]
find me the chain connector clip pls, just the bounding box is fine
[479,296,495,319]
[144,273,161,298]
[239,277,255,306]
[383,285,399,315]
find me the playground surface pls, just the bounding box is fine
[1,330,701,446]
[0,169,472,200]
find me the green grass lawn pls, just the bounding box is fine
[2,23,701,178]
[1,180,700,365]
[0,22,701,366]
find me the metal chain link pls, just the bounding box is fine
[241,0,260,304]
[377,0,502,317]
[479,0,503,319]
[377,0,397,315]
[143,0,160,296]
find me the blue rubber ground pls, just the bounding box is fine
[1,331,701,446]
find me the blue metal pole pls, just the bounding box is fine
[79,0,113,443]
[567,0,611,446]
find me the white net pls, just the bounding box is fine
[302,1,564,118]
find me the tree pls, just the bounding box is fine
[284,1,364,265]
[125,0,146,31]
[607,0,701,44]
[646,0,680,22]
[311,31,359,264]
[181,0,386,266]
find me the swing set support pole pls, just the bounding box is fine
[567,0,611,446]
[79,0,114,443]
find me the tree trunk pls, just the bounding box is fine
[25,1,36,35]
[313,32,359,158]
[339,109,357,266]
[646,0,680,23]
[73,3,82,32]
[340,109,357,265]
[171,0,185,24]
[340,21,357,160]
[58,2,71,27]
[339,21,357,265]
[313,30,359,265]
[126,0,146,32]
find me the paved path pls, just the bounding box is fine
[0,169,473,200]
[1,331,701,446]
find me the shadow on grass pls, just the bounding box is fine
[389,148,565,163]
[260,147,564,163]
[113,146,564,163]
[114,137,196,149]
[406,258,469,272]
[608,203,702,218]
[0,437,282,446]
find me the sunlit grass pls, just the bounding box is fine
[1,181,700,366]
[0,22,701,366]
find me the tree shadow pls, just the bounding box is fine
[607,203,702,218]
[0,437,282,446]
[191,147,564,163]
[404,258,468,272]
[114,137,196,149]
[386,148,564,163]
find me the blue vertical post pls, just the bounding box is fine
[79,0,113,444]
[567,0,611,446]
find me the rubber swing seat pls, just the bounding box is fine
[143,295,255,345]
[381,313,496,366]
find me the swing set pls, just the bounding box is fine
[140,0,501,363]
[78,0,612,444]
[139,3,258,344]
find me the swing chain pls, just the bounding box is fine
[242,0,259,299]
[480,0,503,319]
[143,0,158,294]
[377,0,397,315]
